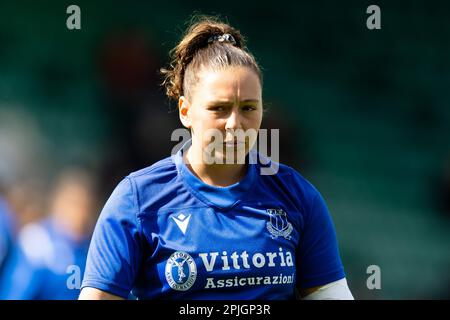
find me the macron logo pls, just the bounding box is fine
[172,213,191,235]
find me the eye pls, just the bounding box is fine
[241,105,256,111]
[208,105,227,112]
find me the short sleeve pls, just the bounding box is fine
[296,190,345,289]
[81,178,143,298]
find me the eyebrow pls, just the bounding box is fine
[206,99,259,106]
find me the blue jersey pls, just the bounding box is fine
[0,218,90,300]
[82,140,345,299]
[0,198,15,274]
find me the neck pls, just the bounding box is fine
[184,145,248,187]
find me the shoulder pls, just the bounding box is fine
[282,164,320,200]
[127,155,178,187]
[111,155,182,213]
[257,152,321,204]
[128,155,176,178]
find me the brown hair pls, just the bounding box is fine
[160,15,263,102]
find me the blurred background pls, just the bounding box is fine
[0,0,449,299]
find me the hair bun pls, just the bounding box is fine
[161,15,260,102]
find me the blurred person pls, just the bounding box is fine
[0,168,98,300]
[4,179,48,228]
[0,194,16,277]
[0,107,52,228]
[80,16,352,300]
[0,108,49,284]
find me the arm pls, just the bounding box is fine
[80,178,143,299]
[298,285,322,298]
[293,176,349,296]
[299,278,354,300]
[79,287,124,300]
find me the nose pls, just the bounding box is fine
[225,108,242,131]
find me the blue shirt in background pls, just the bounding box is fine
[0,197,15,276]
[0,217,90,300]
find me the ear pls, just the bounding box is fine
[178,96,191,129]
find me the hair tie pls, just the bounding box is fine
[207,33,237,45]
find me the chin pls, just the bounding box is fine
[218,149,249,165]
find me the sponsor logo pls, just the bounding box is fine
[165,248,295,291]
[198,248,294,271]
[204,273,295,289]
[165,251,197,291]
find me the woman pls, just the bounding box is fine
[79,16,353,300]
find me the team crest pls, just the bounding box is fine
[165,251,197,291]
[266,209,293,240]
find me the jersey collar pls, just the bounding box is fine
[172,139,257,210]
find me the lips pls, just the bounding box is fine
[223,140,244,146]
